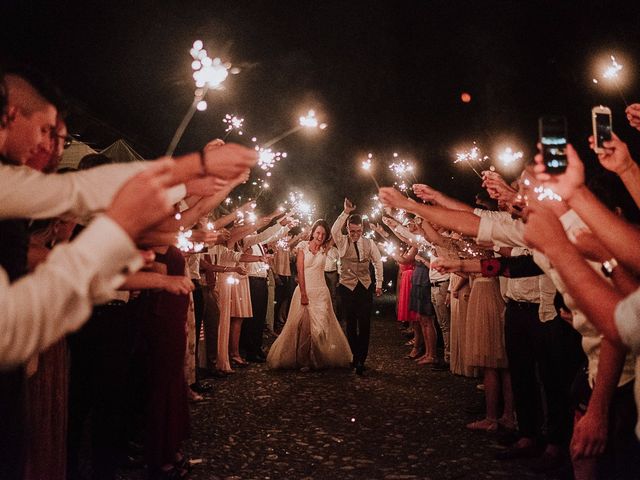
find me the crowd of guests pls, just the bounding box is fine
[376,102,640,478]
[4,61,640,480]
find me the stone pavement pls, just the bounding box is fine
[119,311,566,480]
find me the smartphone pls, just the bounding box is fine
[538,116,568,174]
[592,105,612,153]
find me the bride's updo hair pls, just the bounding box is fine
[309,219,331,246]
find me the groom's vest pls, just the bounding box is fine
[339,239,373,291]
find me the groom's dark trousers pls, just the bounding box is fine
[338,282,373,366]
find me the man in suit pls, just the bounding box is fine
[331,198,383,375]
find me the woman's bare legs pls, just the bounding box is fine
[229,317,244,363]
[416,314,437,364]
[408,323,424,358]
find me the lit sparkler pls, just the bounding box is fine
[534,185,563,202]
[176,229,205,253]
[382,241,397,257]
[222,114,245,139]
[498,147,524,166]
[283,191,316,225]
[454,143,487,179]
[262,109,327,149]
[166,40,233,157]
[592,55,629,107]
[361,153,381,189]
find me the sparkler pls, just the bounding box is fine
[282,191,316,226]
[382,241,397,257]
[534,185,563,202]
[166,41,232,157]
[361,154,381,189]
[454,143,487,179]
[262,110,327,149]
[592,55,629,107]
[389,154,418,184]
[222,114,245,140]
[498,147,524,167]
[176,229,205,253]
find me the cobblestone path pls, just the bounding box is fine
[121,312,562,480]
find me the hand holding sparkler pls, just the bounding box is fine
[200,143,257,180]
[626,104,640,132]
[481,171,517,202]
[412,184,441,204]
[378,187,415,211]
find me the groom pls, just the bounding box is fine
[331,198,383,375]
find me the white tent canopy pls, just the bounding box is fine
[58,138,144,170]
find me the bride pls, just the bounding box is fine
[267,219,352,370]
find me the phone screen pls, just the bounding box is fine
[539,116,567,174]
[595,113,612,148]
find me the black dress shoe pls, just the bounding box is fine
[190,381,212,393]
[355,364,364,375]
[246,355,266,363]
[494,444,542,460]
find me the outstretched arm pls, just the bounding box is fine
[379,188,481,237]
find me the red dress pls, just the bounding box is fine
[145,246,190,472]
[397,262,417,322]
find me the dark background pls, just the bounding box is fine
[3,0,640,216]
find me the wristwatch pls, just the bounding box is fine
[601,258,619,278]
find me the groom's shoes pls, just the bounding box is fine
[355,363,365,375]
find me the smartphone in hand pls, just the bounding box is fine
[538,116,568,174]
[592,105,612,154]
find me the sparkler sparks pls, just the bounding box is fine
[223,114,244,137]
[176,229,205,253]
[534,186,563,202]
[284,191,316,225]
[256,146,287,171]
[454,143,487,179]
[166,40,233,157]
[498,147,524,166]
[592,54,629,106]
[262,109,327,148]
[361,153,381,189]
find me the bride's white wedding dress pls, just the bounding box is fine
[267,241,352,370]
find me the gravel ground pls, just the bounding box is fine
[119,308,568,480]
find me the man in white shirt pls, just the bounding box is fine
[324,240,340,319]
[240,217,291,361]
[0,71,257,479]
[331,199,383,375]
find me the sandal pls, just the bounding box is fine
[416,356,436,365]
[466,418,498,432]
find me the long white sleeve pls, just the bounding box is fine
[243,224,289,248]
[475,216,527,248]
[368,239,384,289]
[0,216,142,368]
[0,162,186,220]
[331,211,349,256]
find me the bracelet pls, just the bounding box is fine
[199,149,208,176]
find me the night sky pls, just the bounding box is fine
[3,0,640,216]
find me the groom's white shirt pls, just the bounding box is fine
[331,211,383,291]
